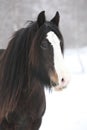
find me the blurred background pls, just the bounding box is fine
[0,0,87,130]
[0,0,87,48]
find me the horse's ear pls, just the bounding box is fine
[51,11,60,26]
[37,11,45,27]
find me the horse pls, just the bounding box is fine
[0,11,70,130]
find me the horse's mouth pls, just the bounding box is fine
[50,80,67,91]
[54,85,67,91]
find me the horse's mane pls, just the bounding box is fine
[0,21,39,121]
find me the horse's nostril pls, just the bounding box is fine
[61,78,65,83]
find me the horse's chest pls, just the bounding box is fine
[17,85,46,120]
[6,88,46,130]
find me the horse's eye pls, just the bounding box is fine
[40,40,49,50]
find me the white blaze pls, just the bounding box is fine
[46,31,70,89]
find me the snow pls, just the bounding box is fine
[40,47,87,130]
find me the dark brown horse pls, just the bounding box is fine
[0,11,70,130]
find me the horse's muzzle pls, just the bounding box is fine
[49,70,70,91]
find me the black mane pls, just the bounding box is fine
[0,21,39,121]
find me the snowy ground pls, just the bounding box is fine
[40,47,87,130]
